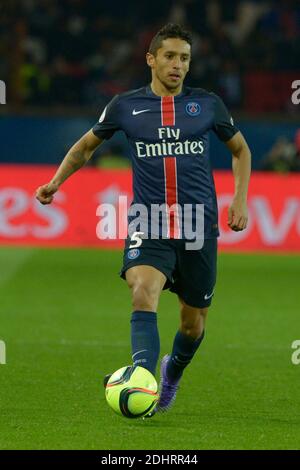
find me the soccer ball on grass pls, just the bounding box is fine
[105,365,158,418]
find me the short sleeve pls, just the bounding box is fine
[92,95,120,140]
[212,93,239,142]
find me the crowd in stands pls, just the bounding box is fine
[260,129,300,172]
[1,0,299,112]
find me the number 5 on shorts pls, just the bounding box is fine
[129,231,144,248]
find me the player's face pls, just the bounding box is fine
[147,38,191,92]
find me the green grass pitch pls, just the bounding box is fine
[0,246,299,450]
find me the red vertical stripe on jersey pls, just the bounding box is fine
[161,96,175,126]
[161,96,178,237]
[163,157,180,238]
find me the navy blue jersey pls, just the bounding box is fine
[92,85,239,239]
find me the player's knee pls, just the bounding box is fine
[131,280,160,312]
[180,306,208,339]
[181,319,203,339]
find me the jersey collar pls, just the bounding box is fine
[145,84,187,99]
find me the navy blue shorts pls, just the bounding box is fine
[120,237,217,308]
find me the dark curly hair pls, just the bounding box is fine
[148,23,192,56]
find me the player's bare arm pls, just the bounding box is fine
[36,130,103,205]
[225,131,251,232]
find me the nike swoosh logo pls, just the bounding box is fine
[132,349,147,359]
[204,292,214,300]
[132,109,150,115]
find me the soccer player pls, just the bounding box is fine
[36,24,251,415]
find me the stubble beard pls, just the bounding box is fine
[159,73,183,93]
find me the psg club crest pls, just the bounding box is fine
[128,249,140,260]
[186,102,201,116]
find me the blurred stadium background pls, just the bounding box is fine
[0,0,300,450]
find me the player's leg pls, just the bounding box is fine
[126,265,166,312]
[166,298,207,382]
[125,265,166,376]
[167,238,217,381]
[118,237,176,377]
[103,265,166,389]
[157,300,208,412]
[157,238,217,411]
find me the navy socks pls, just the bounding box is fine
[166,330,205,382]
[130,311,204,380]
[130,311,160,376]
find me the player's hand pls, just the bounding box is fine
[228,198,248,231]
[35,182,59,205]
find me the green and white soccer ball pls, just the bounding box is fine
[105,365,158,418]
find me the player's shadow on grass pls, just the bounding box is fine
[120,418,175,428]
[175,411,300,426]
